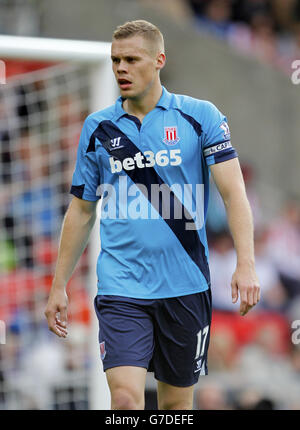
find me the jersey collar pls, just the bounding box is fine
[114,86,172,120]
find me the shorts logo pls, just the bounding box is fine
[163,126,180,145]
[194,358,206,374]
[194,358,202,373]
[100,341,106,360]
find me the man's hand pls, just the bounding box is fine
[44,286,69,338]
[231,265,260,316]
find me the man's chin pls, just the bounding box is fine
[120,88,138,99]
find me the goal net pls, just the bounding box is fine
[0,36,116,410]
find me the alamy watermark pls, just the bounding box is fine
[0,320,6,344]
[291,320,300,345]
[96,176,205,230]
[291,60,300,85]
[0,60,6,84]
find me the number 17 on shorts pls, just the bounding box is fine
[194,325,209,374]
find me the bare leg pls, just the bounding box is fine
[157,380,195,410]
[106,366,147,410]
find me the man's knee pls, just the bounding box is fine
[159,398,193,410]
[106,366,146,410]
[111,387,143,410]
[157,381,194,410]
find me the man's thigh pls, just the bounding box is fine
[94,295,154,371]
[106,366,147,409]
[152,290,212,388]
[157,380,195,410]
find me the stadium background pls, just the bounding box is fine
[0,0,300,410]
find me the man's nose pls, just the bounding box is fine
[117,60,128,73]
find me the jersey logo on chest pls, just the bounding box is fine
[163,126,180,146]
[110,137,124,150]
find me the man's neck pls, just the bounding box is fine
[123,82,163,122]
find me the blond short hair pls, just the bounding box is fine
[112,19,165,53]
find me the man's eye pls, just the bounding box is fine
[112,58,120,63]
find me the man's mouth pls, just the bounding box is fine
[118,78,132,90]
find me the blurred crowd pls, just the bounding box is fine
[144,0,300,77]
[0,62,92,409]
[187,0,300,76]
[196,170,300,410]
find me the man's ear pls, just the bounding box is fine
[156,52,166,71]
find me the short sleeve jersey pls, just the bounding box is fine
[70,87,238,299]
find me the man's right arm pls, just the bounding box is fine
[44,196,98,338]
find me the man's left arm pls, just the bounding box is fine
[210,158,260,316]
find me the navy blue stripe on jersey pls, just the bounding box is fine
[212,148,238,164]
[70,184,85,199]
[86,135,96,153]
[175,109,203,137]
[123,113,142,131]
[91,120,210,284]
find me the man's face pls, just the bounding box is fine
[111,35,164,99]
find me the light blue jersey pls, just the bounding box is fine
[70,87,238,298]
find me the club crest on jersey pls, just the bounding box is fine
[100,341,106,360]
[163,126,180,146]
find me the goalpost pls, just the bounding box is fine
[0,35,118,410]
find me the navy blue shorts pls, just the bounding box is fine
[94,289,212,387]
